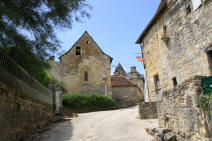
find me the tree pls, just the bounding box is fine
[0,0,90,87]
[0,0,90,57]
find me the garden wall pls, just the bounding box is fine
[0,50,54,141]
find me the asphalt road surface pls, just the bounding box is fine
[34,106,158,141]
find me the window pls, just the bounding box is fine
[172,77,177,88]
[207,51,212,75]
[186,5,191,15]
[154,75,161,95]
[76,47,81,55]
[84,71,88,81]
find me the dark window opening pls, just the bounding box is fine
[87,40,90,44]
[207,51,212,74]
[154,75,161,95]
[163,25,167,33]
[84,71,88,81]
[172,77,177,88]
[76,47,81,55]
[186,5,191,15]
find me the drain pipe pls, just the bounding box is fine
[140,43,149,102]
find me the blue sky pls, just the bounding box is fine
[56,0,160,74]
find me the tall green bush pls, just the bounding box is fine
[62,94,116,108]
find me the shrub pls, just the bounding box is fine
[62,94,116,109]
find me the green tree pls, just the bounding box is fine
[0,0,90,87]
[0,0,90,57]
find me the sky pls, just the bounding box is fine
[56,0,161,75]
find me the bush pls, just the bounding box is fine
[62,94,116,109]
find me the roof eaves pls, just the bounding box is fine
[135,0,167,44]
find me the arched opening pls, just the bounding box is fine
[84,71,88,81]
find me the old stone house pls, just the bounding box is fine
[136,0,212,102]
[111,75,144,105]
[49,31,113,96]
[136,0,212,140]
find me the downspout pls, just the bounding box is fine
[140,43,150,102]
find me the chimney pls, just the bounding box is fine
[131,66,136,73]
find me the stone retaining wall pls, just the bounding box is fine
[139,102,158,119]
[158,76,211,141]
[0,60,54,141]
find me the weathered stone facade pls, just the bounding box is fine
[56,31,113,96]
[136,0,212,101]
[139,102,158,119]
[158,76,211,141]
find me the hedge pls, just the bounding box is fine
[62,93,116,109]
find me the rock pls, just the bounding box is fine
[164,132,177,141]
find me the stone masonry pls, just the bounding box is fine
[51,31,113,96]
[158,76,211,141]
[136,0,212,101]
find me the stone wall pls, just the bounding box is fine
[0,81,53,141]
[139,102,158,119]
[112,86,144,105]
[158,76,211,141]
[140,0,212,101]
[60,32,112,96]
[0,54,54,141]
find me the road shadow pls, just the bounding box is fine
[32,120,73,141]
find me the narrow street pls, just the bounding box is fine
[33,106,158,141]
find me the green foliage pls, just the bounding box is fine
[200,93,212,110]
[62,94,117,109]
[0,0,90,89]
[0,0,90,57]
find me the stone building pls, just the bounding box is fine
[50,31,113,96]
[111,75,144,105]
[126,66,145,95]
[113,63,126,75]
[136,0,212,102]
[136,0,212,140]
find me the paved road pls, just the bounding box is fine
[34,106,158,141]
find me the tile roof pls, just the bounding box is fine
[111,75,137,87]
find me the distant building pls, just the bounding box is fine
[111,75,144,105]
[113,63,126,76]
[136,0,212,101]
[126,66,145,95]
